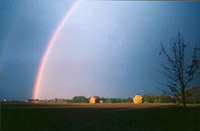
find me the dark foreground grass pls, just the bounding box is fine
[1,103,200,131]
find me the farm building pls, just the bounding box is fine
[100,100,104,103]
[90,96,100,103]
[25,99,39,103]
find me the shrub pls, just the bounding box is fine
[133,94,143,104]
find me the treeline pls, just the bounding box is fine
[40,96,131,103]
[69,96,138,103]
[70,96,128,103]
[143,94,175,103]
[38,87,200,104]
[143,95,200,104]
[177,86,200,104]
[40,95,200,104]
[144,87,200,104]
[102,98,128,103]
[40,95,175,103]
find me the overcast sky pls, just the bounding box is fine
[1,1,200,100]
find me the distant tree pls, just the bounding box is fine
[159,32,200,107]
[89,96,100,103]
[153,96,159,103]
[64,99,73,103]
[184,86,200,104]
[144,94,158,103]
[105,98,113,103]
[144,94,152,103]
[144,94,174,103]
[116,98,122,103]
[55,98,58,102]
[127,97,133,103]
[133,94,143,104]
[100,97,106,103]
[158,95,171,103]
[104,98,127,103]
[121,98,127,103]
[72,96,89,103]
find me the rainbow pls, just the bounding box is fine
[32,0,81,99]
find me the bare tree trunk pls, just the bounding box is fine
[182,88,186,107]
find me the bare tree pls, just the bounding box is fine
[158,32,200,107]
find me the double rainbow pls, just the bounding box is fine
[32,0,81,99]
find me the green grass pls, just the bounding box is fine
[1,103,200,131]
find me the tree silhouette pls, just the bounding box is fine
[158,32,200,107]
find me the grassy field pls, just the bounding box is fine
[1,103,200,131]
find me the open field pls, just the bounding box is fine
[1,103,200,131]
